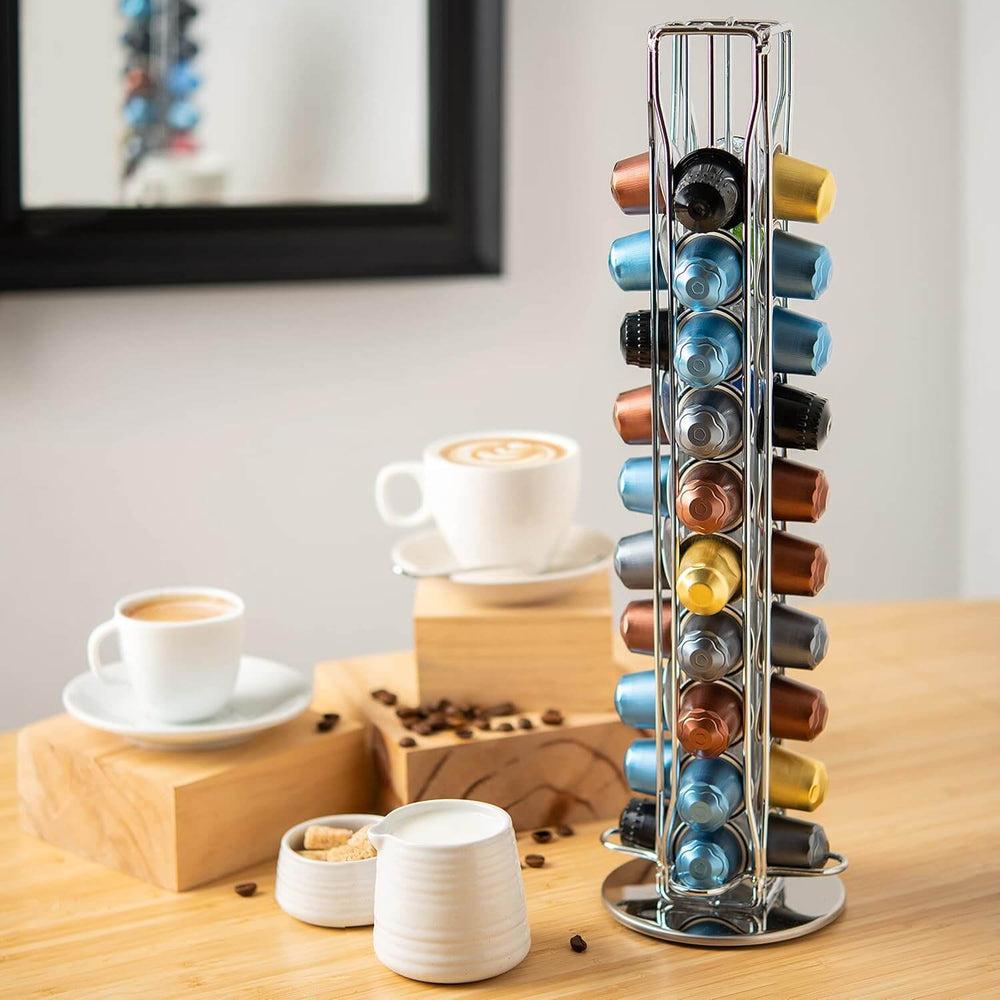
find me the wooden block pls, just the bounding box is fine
[313,651,635,830]
[17,712,372,891]
[412,570,621,713]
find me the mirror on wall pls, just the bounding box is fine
[0,0,502,288]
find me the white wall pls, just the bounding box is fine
[1,0,961,728]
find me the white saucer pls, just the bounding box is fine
[62,656,312,751]
[391,524,613,606]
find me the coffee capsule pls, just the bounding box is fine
[677,462,743,534]
[773,152,836,224]
[122,26,151,52]
[773,307,831,376]
[678,756,743,832]
[123,95,154,127]
[677,537,742,614]
[772,384,832,451]
[614,669,667,728]
[677,681,743,757]
[120,0,152,17]
[678,387,743,459]
[166,100,199,132]
[618,455,671,514]
[613,385,660,445]
[611,148,834,224]
[623,738,674,796]
[769,744,828,811]
[620,313,669,370]
[771,675,829,741]
[773,230,832,300]
[166,60,201,98]
[619,797,659,851]
[771,530,828,597]
[613,527,671,591]
[672,232,743,311]
[771,603,829,669]
[608,230,666,291]
[772,458,829,522]
[611,151,663,215]
[678,612,743,681]
[619,600,671,656]
[675,310,742,388]
[674,825,745,889]
[673,148,744,233]
[766,813,830,869]
[178,38,199,61]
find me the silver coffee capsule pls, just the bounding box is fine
[678,612,743,681]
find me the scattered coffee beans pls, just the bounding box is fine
[414,722,434,736]
[455,728,474,739]
[316,718,336,733]
[322,712,340,724]
[541,708,564,726]
[532,830,553,844]
[373,689,398,706]
[557,824,575,837]
[569,934,587,953]
[487,701,516,717]
[234,882,257,897]
[517,717,534,730]
[398,736,417,748]
[496,722,514,732]
[474,717,491,731]
[524,854,545,868]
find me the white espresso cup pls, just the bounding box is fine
[374,431,581,571]
[86,586,245,724]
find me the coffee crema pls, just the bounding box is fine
[440,437,566,469]
[125,593,235,623]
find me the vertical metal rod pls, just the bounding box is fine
[724,35,732,152]
[708,37,716,145]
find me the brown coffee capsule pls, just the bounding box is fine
[619,600,672,655]
[772,458,829,523]
[677,682,743,758]
[613,385,659,445]
[610,152,664,215]
[677,462,743,534]
[770,675,829,741]
[771,531,829,597]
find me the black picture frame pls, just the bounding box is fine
[0,0,502,290]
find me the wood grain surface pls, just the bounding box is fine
[3,602,999,999]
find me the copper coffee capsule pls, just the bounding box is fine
[620,600,672,655]
[610,152,664,215]
[677,462,743,534]
[772,457,829,523]
[613,385,658,445]
[771,531,829,597]
[770,675,829,741]
[677,681,743,757]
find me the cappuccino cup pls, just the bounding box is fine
[375,432,580,571]
[86,587,245,723]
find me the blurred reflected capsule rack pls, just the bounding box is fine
[600,18,848,947]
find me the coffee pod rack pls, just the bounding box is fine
[600,18,848,946]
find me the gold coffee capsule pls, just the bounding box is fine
[773,152,836,224]
[769,744,828,812]
[677,537,742,615]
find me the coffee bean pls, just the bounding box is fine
[455,702,473,716]
[316,718,335,733]
[395,705,420,719]
[541,708,564,726]
[414,722,434,736]
[375,690,398,706]
[398,736,417,748]
[532,830,553,844]
[445,713,467,729]
[455,728,474,739]
[496,722,514,732]
[517,717,533,730]
[557,824,575,837]
[322,712,339,723]
[569,934,587,953]
[487,701,516,717]
[370,688,387,699]
[234,882,257,897]
[524,854,545,868]
[474,717,491,731]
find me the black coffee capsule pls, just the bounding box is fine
[771,603,829,669]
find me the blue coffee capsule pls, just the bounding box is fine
[166,100,200,131]
[677,757,743,832]
[673,232,742,311]
[675,311,742,388]
[166,60,201,97]
[120,0,151,17]
[609,230,666,292]
[623,738,673,796]
[123,95,153,127]
[674,826,744,889]
[614,670,659,729]
[773,306,831,376]
[773,230,832,300]
[617,456,670,514]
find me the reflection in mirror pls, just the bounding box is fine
[21,0,430,207]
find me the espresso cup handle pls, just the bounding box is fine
[375,462,432,528]
[87,619,125,685]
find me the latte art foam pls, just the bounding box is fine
[440,437,567,468]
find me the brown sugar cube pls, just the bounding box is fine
[303,825,353,850]
[347,824,374,848]
[327,841,376,862]
[297,849,330,861]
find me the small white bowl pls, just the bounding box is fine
[275,813,383,928]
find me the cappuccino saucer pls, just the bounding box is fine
[391,524,613,606]
[62,656,312,751]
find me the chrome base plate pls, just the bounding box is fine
[601,859,845,947]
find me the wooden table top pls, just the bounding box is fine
[3,601,999,999]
